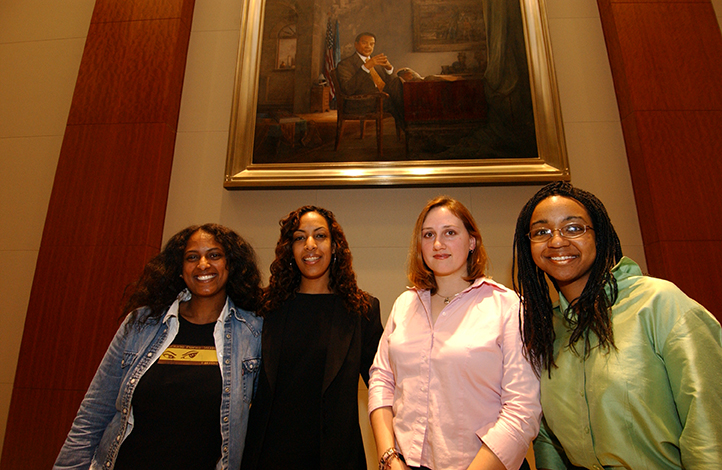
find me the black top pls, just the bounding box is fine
[256,294,334,468]
[242,293,384,470]
[115,314,222,470]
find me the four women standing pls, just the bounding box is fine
[55,191,720,470]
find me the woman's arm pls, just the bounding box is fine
[475,299,541,470]
[370,407,410,470]
[359,297,384,385]
[466,444,505,470]
[663,304,722,468]
[53,318,133,469]
[532,415,569,470]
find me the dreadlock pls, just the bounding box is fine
[512,181,623,376]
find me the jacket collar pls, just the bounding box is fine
[263,295,356,395]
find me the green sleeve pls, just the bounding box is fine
[663,305,722,469]
[533,415,574,470]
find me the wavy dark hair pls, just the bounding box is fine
[123,224,263,326]
[408,196,488,293]
[261,206,372,318]
[512,181,623,376]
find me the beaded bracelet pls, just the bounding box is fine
[379,447,405,470]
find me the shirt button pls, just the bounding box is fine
[584,426,590,434]
[579,391,584,397]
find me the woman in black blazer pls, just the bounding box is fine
[242,205,383,470]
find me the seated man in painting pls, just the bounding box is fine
[335,32,404,126]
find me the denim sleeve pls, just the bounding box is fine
[53,318,131,470]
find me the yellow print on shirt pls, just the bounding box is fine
[158,345,218,365]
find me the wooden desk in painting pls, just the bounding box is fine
[402,76,486,155]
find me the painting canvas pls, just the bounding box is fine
[225,0,568,188]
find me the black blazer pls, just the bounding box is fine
[242,295,383,470]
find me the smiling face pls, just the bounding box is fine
[529,196,597,301]
[420,206,476,281]
[292,211,334,293]
[182,230,229,301]
[354,35,375,57]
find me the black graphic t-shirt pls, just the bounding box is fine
[114,314,222,470]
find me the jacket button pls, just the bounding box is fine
[223,416,229,422]
[225,359,230,365]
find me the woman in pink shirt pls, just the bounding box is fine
[369,196,541,470]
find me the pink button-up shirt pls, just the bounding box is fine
[368,278,541,470]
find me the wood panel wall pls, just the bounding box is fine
[0,1,195,468]
[597,0,722,318]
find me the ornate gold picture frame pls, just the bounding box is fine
[225,0,568,188]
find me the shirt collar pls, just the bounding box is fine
[410,276,504,295]
[162,289,230,324]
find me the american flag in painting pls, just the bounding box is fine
[323,17,339,100]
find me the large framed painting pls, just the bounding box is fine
[225,0,569,188]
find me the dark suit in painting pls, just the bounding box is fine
[335,52,404,124]
[241,294,383,470]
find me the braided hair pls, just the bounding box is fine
[512,182,623,376]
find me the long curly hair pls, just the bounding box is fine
[260,206,372,318]
[408,196,488,293]
[512,181,623,376]
[123,224,263,326]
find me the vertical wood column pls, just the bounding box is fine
[597,0,722,318]
[0,1,195,468]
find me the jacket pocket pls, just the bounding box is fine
[241,357,261,402]
[242,357,260,375]
[121,352,138,369]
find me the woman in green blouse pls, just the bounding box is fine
[512,181,722,469]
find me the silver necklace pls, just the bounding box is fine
[437,292,459,304]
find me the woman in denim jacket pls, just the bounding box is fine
[54,224,263,470]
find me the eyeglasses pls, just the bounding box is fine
[528,224,594,243]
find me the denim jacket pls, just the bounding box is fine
[53,294,262,470]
